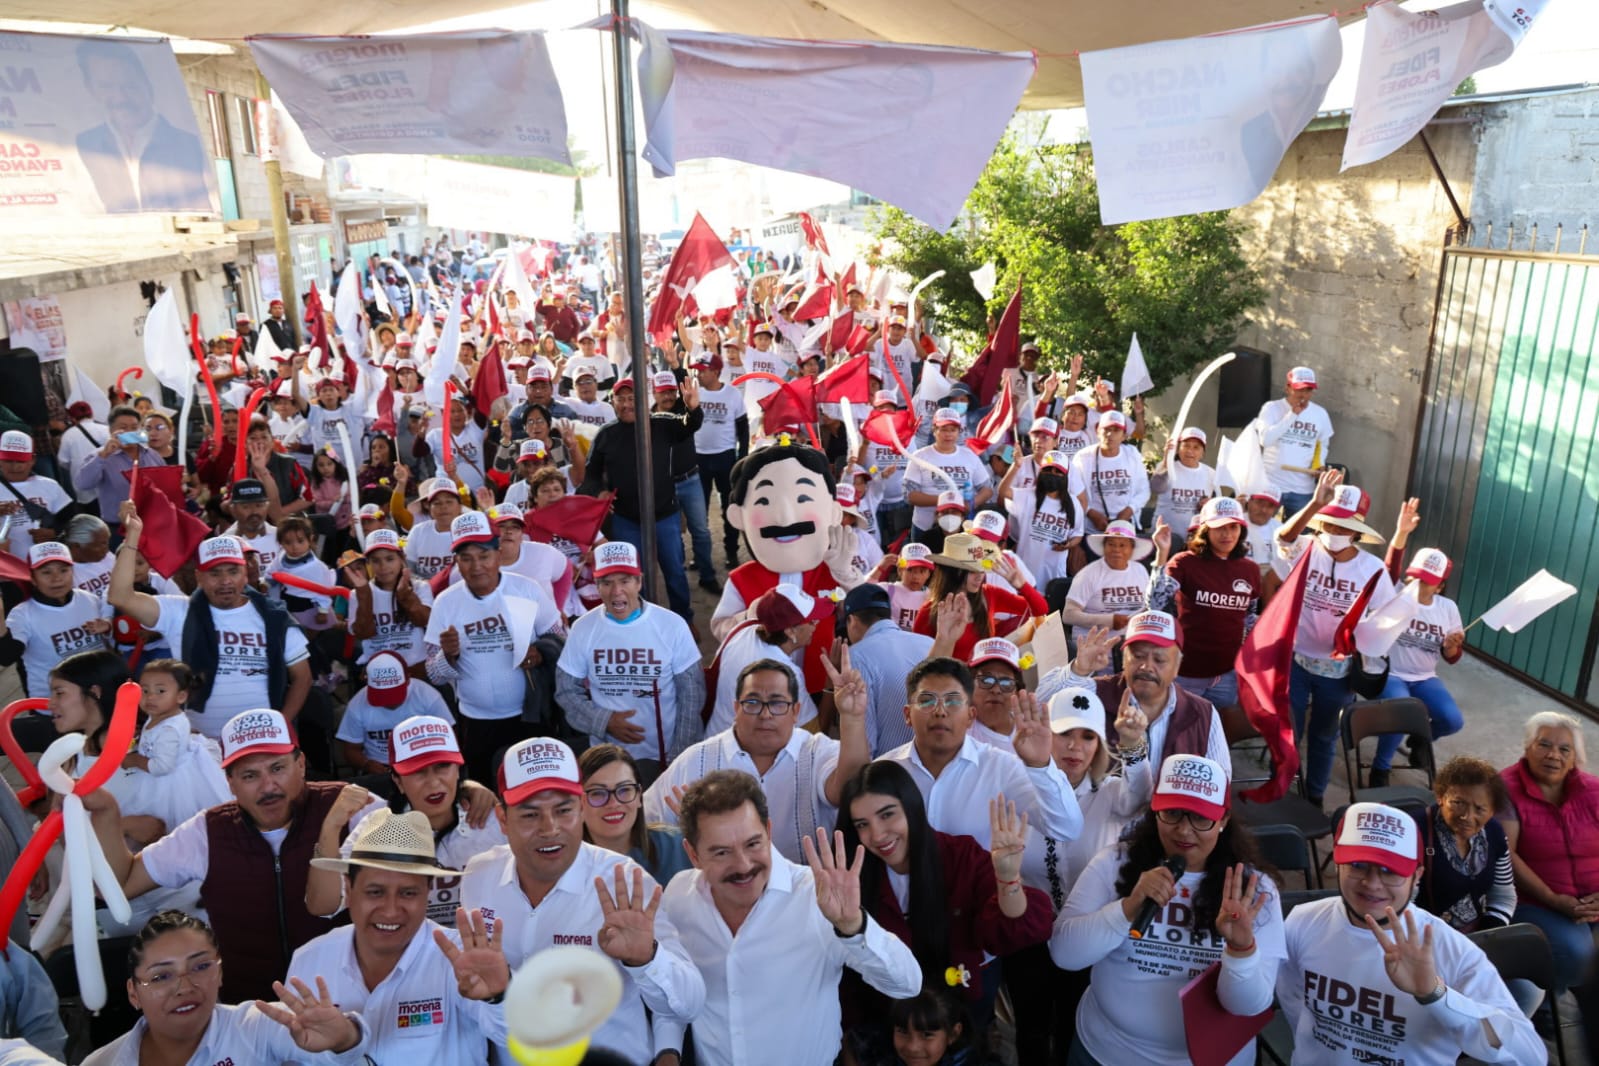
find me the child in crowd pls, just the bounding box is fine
[309,448,353,559]
[266,515,338,631]
[118,659,230,833]
[879,543,935,631]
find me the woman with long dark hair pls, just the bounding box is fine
[578,743,693,885]
[839,761,1049,1055]
[912,533,1048,660]
[1008,449,1086,611]
[1051,754,1285,1065]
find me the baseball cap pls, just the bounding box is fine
[499,737,583,806]
[1406,548,1452,586]
[356,503,385,522]
[593,541,641,577]
[450,511,496,551]
[652,371,679,393]
[688,351,723,372]
[220,709,297,767]
[394,359,418,373]
[967,510,1008,544]
[1287,366,1318,389]
[1124,610,1181,648]
[613,376,635,392]
[753,322,776,335]
[1248,488,1281,506]
[872,390,899,408]
[935,490,966,515]
[969,638,1021,670]
[488,504,525,527]
[1030,417,1060,438]
[197,536,247,571]
[1062,392,1092,411]
[363,651,411,708]
[364,529,402,553]
[1039,450,1071,475]
[420,477,458,501]
[28,542,72,570]
[836,485,863,519]
[753,583,834,633]
[1333,802,1420,877]
[1100,410,1129,432]
[1151,754,1230,822]
[396,333,414,347]
[387,715,465,775]
[886,313,908,328]
[841,582,892,617]
[0,430,34,460]
[1177,427,1207,446]
[1047,688,1106,735]
[933,407,963,427]
[235,311,251,323]
[230,478,268,504]
[898,543,935,570]
[517,439,549,463]
[1198,496,1248,529]
[517,328,537,343]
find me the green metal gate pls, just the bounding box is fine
[1407,228,1599,707]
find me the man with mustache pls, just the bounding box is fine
[710,442,865,696]
[1040,609,1231,771]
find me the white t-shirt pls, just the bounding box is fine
[904,445,992,530]
[705,626,819,736]
[304,400,362,457]
[1071,445,1150,522]
[564,354,614,386]
[336,679,454,764]
[1389,594,1463,683]
[695,384,742,454]
[884,583,928,631]
[57,420,109,504]
[1054,425,1095,463]
[1245,517,1282,571]
[227,523,281,574]
[847,526,884,578]
[1065,559,1151,642]
[863,440,907,504]
[356,580,435,666]
[506,540,570,598]
[425,573,561,720]
[6,591,111,698]
[150,596,311,737]
[267,412,307,461]
[73,555,114,600]
[404,521,455,580]
[2,474,71,555]
[870,337,918,395]
[1258,398,1334,496]
[1278,536,1395,661]
[557,602,702,764]
[567,399,617,428]
[1008,493,1082,588]
[425,425,488,492]
[1154,460,1217,532]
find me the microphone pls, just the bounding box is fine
[1128,855,1188,939]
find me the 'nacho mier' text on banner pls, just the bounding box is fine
[1079,17,1341,226]
[248,32,571,165]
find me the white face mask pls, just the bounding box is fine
[1318,531,1355,552]
[938,513,964,533]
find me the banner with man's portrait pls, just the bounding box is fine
[0,31,219,217]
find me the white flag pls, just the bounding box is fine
[1480,569,1578,633]
[1356,579,1424,657]
[689,264,739,315]
[502,244,541,329]
[252,319,283,372]
[1216,436,1236,492]
[1122,333,1154,397]
[66,366,109,423]
[1225,418,1272,497]
[424,297,464,409]
[333,261,366,367]
[970,261,997,302]
[142,289,192,400]
[1081,17,1341,225]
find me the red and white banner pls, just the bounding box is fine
[250,32,570,164]
[1342,0,1549,170]
[625,23,1034,232]
[1080,17,1341,225]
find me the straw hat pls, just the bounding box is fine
[1306,485,1385,544]
[933,532,1001,573]
[309,809,459,878]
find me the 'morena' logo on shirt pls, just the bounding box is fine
[396,997,444,1028]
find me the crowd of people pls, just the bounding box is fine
[0,235,1584,1066]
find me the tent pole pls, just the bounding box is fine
[609,0,660,605]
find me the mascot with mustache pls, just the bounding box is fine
[709,441,865,693]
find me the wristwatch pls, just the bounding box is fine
[1414,978,1447,1005]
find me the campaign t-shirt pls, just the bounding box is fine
[1166,551,1262,677]
[358,580,436,666]
[1259,399,1334,496]
[227,524,281,574]
[150,597,311,738]
[566,399,617,429]
[848,527,884,578]
[404,522,455,581]
[336,679,454,764]
[863,440,908,504]
[424,578,545,721]
[6,591,111,698]
[73,555,115,599]
[2,474,71,556]
[1245,517,1282,571]
[304,400,361,457]
[557,602,702,764]
[1071,445,1150,521]
[1279,537,1395,661]
[1054,426,1095,463]
[563,354,614,386]
[1389,594,1463,682]
[1008,493,1082,588]
[883,583,928,632]
[870,337,917,395]
[1154,461,1217,533]
[694,384,742,455]
[425,425,488,492]
[1065,559,1151,642]
[905,445,992,530]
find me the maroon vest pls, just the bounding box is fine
[1093,676,1213,763]
[200,780,347,1003]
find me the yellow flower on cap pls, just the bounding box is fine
[379,477,391,487]
[944,964,971,988]
[396,538,407,550]
[1018,653,1036,670]
[777,432,793,447]
[821,588,845,603]
[981,558,994,571]
[868,465,879,476]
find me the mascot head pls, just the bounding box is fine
[726,441,841,575]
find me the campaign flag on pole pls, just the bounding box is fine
[305,282,332,368]
[142,289,192,399]
[502,242,541,326]
[424,297,465,409]
[647,212,738,343]
[525,495,612,548]
[1356,579,1425,658]
[970,261,997,302]
[1343,0,1551,170]
[67,366,110,423]
[130,472,209,578]
[0,549,30,588]
[798,212,831,258]
[334,260,366,368]
[862,407,921,449]
[792,260,835,321]
[252,317,283,372]
[372,376,398,438]
[470,345,509,420]
[1480,569,1578,633]
[961,283,1022,406]
[1121,333,1154,398]
[1081,17,1341,225]
[816,354,872,406]
[967,374,1015,453]
[121,464,186,511]
[757,378,819,435]
[1235,549,1312,802]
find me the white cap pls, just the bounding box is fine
[28,542,72,569]
[1177,426,1207,445]
[364,529,403,553]
[487,504,525,527]
[1062,392,1092,410]
[197,536,246,571]
[220,709,295,767]
[527,366,553,382]
[518,439,549,462]
[0,430,34,459]
[1030,417,1059,437]
[593,541,641,577]
[1334,802,1420,876]
[388,715,464,774]
[499,738,582,806]
[1100,410,1129,431]
[1287,366,1318,389]
[450,511,496,550]
[1406,548,1452,586]
[1152,754,1229,821]
[1198,496,1247,528]
[420,477,459,501]
[1124,610,1181,648]
[967,510,1008,544]
[363,651,411,708]
[873,390,899,408]
[1047,688,1106,734]
[356,503,385,520]
[933,407,963,427]
[898,543,935,569]
[652,371,679,392]
[969,637,1021,670]
[1039,449,1071,474]
[935,490,966,513]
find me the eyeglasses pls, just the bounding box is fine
[1341,861,1408,887]
[134,957,221,992]
[975,676,1020,693]
[1155,809,1218,832]
[584,782,641,807]
[912,693,968,712]
[737,697,795,717]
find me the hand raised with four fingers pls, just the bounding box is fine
[1213,863,1267,953]
[433,906,511,1000]
[594,864,662,967]
[1010,689,1052,769]
[1072,625,1120,677]
[257,976,361,1053]
[988,794,1029,883]
[801,827,866,936]
[1364,906,1441,998]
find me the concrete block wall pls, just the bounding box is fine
[1468,87,1599,254]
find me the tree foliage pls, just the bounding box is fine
[870,137,1265,394]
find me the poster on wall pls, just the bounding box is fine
[257,251,282,304]
[0,31,220,217]
[3,296,69,362]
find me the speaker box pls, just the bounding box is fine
[0,349,52,426]
[1217,347,1272,427]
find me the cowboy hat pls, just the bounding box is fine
[309,809,459,878]
[1085,520,1153,560]
[1306,485,1385,544]
[933,532,1001,573]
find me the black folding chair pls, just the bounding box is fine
[1468,923,1568,1066]
[1219,703,1272,787]
[1249,823,1321,890]
[1340,698,1437,810]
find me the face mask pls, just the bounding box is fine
[949,402,968,416]
[1319,531,1355,552]
[938,513,964,533]
[116,430,149,446]
[1000,445,1016,464]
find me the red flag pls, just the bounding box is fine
[798,212,830,257]
[1235,550,1312,802]
[836,262,858,303]
[305,283,332,368]
[526,495,613,548]
[373,376,397,437]
[967,374,1016,453]
[470,345,509,421]
[1332,571,1384,660]
[826,311,856,356]
[757,378,818,434]
[121,464,187,511]
[961,282,1023,405]
[647,213,737,342]
[131,474,209,579]
[844,323,874,356]
[792,266,834,321]
[862,408,920,449]
[0,549,30,588]
[816,354,871,406]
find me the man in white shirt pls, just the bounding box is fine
[460,738,704,1065]
[1072,409,1149,536]
[660,770,922,1066]
[566,370,617,429]
[223,477,281,572]
[290,810,511,1066]
[0,431,72,556]
[880,657,1083,849]
[54,403,110,507]
[645,650,870,862]
[1258,365,1334,517]
[905,407,993,542]
[691,351,746,571]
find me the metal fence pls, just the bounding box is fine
[1407,224,1599,707]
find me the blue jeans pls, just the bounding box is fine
[674,472,714,581]
[1372,675,1464,770]
[1289,661,1353,799]
[611,511,692,621]
[1513,902,1598,992]
[697,448,740,564]
[1280,490,1314,519]
[1176,670,1239,708]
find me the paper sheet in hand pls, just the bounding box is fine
[1479,569,1577,633]
[1180,961,1275,1066]
[1028,613,1072,678]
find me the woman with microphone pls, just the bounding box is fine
[1050,754,1285,1065]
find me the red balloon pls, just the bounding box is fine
[0,699,49,806]
[0,810,62,958]
[75,681,140,797]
